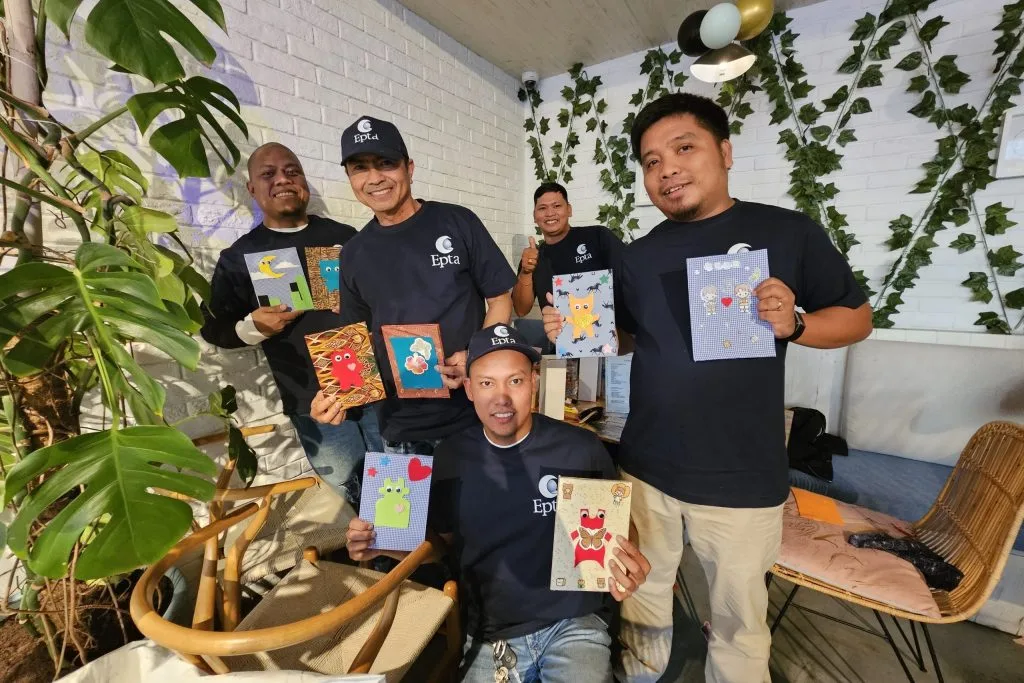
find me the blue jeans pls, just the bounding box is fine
[290,409,383,505]
[382,438,442,455]
[460,614,613,683]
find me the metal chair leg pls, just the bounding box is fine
[921,624,945,683]
[892,616,926,671]
[874,610,916,683]
[770,584,799,635]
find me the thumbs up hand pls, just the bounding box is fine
[521,236,539,274]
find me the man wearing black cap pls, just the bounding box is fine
[310,116,516,457]
[346,324,651,683]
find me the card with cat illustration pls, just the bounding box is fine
[304,322,386,409]
[553,269,618,358]
[550,476,632,592]
[303,246,341,310]
[244,247,314,310]
[380,324,450,399]
[686,248,776,361]
[358,452,433,552]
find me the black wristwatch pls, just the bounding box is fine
[780,310,805,343]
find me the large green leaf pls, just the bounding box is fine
[4,426,216,579]
[83,0,226,85]
[45,0,86,37]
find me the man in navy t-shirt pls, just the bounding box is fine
[346,324,651,683]
[544,94,873,683]
[310,117,516,456]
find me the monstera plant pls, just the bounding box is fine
[0,0,250,672]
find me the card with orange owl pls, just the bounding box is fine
[303,246,341,310]
[380,324,450,399]
[553,269,618,358]
[304,322,386,409]
[550,476,632,592]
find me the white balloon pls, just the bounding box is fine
[700,3,742,50]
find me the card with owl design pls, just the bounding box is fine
[244,247,314,311]
[553,269,618,358]
[358,452,433,552]
[550,476,632,592]
[380,324,450,399]
[304,322,386,409]
[686,248,776,361]
[303,246,341,310]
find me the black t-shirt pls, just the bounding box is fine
[617,200,867,508]
[525,225,624,308]
[430,415,616,641]
[338,201,516,442]
[200,216,357,415]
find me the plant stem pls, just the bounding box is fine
[67,105,130,147]
[34,0,48,90]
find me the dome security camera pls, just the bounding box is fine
[522,70,538,88]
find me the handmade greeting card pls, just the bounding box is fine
[380,324,450,399]
[304,322,386,409]
[686,248,776,361]
[358,453,433,552]
[244,247,314,311]
[303,246,341,310]
[550,476,632,592]
[553,269,618,358]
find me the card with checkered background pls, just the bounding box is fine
[359,453,433,552]
[686,249,777,361]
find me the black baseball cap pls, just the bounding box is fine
[466,324,542,373]
[340,116,409,165]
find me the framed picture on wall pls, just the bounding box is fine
[995,109,1024,179]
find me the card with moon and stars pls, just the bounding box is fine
[686,248,776,361]
[244,247,314,311]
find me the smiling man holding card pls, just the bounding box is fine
[544,94,872,683]
[346,325,650,683]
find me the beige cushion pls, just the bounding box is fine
[226,560,453,681]
[777,491,942,618]
[231,483,353,584]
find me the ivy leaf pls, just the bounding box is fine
[989,245,1024,276]
[562,171,573,183]
[909,91,936,118]
[827,206,850,229]
[947,104,977,126]
[560,85,574,101]
[937,135,957,160]
[869,21,907,61]
[586,118,597,133]
[985,202,1017,235]
[907,75,929,93]
[974,311,1011,334]
[734,101,754,119]
[850,13,876,42]
[1005,288,1024,310]
[839,44,865,74]
[950,208,970,227]
[896,52,923,71]
[822,86,849,112]
[886,214,915,250]
[849,97,872,115]
[596,99,608,114]
[674,72,688,88]
[798,104,821,125]
[539,117,550,135]
[790,80,814,99]
[769,102,792,125]
[858,64,884,88]
[629,89,644,106]
[837,130,857,147]
[853,269,876,298]
[933,55,971,94]
[810,125,831,142]
[949,233,976,253]
[523,118,535,132]
[962,272,993,303]
[918,16,950,48]
[557,109,570,128]
[517,88,527,103]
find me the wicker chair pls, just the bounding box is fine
[769,421,1024,682]
[131,474,461,681]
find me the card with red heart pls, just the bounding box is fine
[686,248,776,361]
[358,452,433,552]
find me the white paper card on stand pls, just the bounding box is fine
[604,354,632,414]
[578,357,601,402]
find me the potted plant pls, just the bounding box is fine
[0,0,251,677]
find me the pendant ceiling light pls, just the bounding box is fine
[689,43,756,83]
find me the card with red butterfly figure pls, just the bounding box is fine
[304,322,386,409]
[550,476,632,592]
[358,452,433,552]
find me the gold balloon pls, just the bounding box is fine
[735,0,774,41]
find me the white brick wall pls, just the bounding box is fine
[41,0,524,481]
[525,0,1024,335]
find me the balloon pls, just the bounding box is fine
[700,3,742,50]
[677,10,709,58]
[736,0,774,41]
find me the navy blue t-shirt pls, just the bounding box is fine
[338,201,516,442]
[618,200,867,508]
[429,415,616,641]
[526,225,623,309]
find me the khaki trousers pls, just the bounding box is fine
[615,471,784,683]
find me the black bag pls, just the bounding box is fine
[786,407,848,482]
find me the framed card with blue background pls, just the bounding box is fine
[380,324,450,399]
[686,248,777,361]
[358,453,433,552]
[553,268,618,358]
[243,247,314,311]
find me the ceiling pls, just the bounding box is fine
[398,0,821,79]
